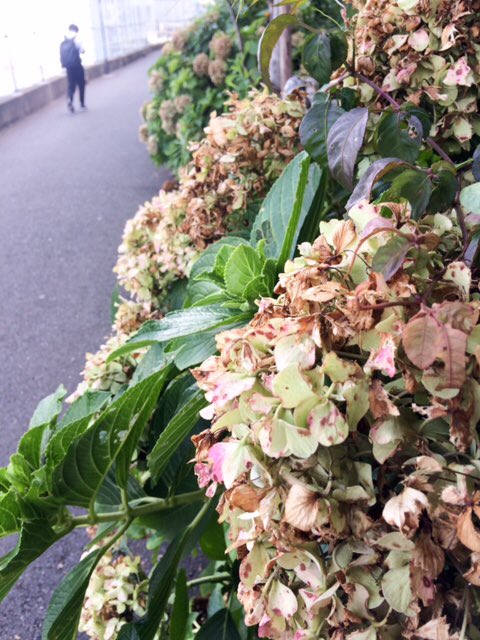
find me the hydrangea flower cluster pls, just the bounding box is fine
[344,0,480,148]
[118,90,303,307]
[114,189,196,305]
[180,90,304,248]
[158,95,193,135]
[193,200,480,638]
[79,546,153,640]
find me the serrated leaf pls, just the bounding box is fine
[460,183,480,214]
[149,388,207,485]
[29,385,66,429]
[0,491,26,538]
[258,14,298,89]
[0,519,60,601]
[196,608,241,640]
[170,569,189,640]
[108,306,246,360]
[18,422,51,470]
[51,370,168,508]
[371,235,412,280]
[346,158,407,210]
[189,238,249,282]
[224,245,263,298]
[42,545,106,640]
[60,391,110,427]
[302,33,331,85]
[374,111,423,163]
[327,107,368,190]
[251,152,321,266]
[300,93,344,165]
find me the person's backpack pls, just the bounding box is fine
[60,38,80,68]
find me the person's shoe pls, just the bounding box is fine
[67,100,74,113]
[79,105,87,112]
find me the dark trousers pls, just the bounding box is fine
[66,64,85,107]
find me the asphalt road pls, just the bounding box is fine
[0,52,168,639]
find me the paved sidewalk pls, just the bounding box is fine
[0,51,168,639]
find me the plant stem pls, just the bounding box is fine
[456,158,474,170]
[224,0,244,53]
[349,69,455,165]
[70,489,207,526]
[187,572,232,588]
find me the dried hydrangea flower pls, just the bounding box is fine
[79,546,153,640]
[209,32,233,60]
[193,200,480,638]
[171,29,188,52]
[342,0,480,149]
[193,52,210,77]
[208,58,228,86]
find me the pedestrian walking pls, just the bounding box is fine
[60,24,86,113]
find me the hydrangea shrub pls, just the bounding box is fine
[193,202,480,638]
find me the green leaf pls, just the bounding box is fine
[29,385,66,429]
[189,238,249,282]
[118,501,215,640]
[346,158,408,210]
[460,183,480,214]
[131,343,167,385]
[42,545,106,640]
[300,92,344,165]
[302,33,331,85]
[0,519,60,602]
[196,609,241,640]
[427,169,457,213]
[109,306,246,360]
[149,388,207,485]
[51,370,168,508]
[371,235,413,281]
[18,422,51,470]
[44,416,92,490]
[257,14,298,90]
[171,331,219,370]
[200,518,226,561]
[327,107,369,190]
[224,246,263,298]
[0,491,27,538]
[384,169,432,220]
[170,569,189,640]
[329,30,348,70]
[60,391,110,427]
[242,275,272,303]
[251,152,321,266]
[374,111,423,163]
[381,565,414,614]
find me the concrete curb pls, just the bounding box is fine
[0,44,161,130]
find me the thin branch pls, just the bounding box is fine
[70,489,207,526]
[224,0,244,53]
[187,572,232,588]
